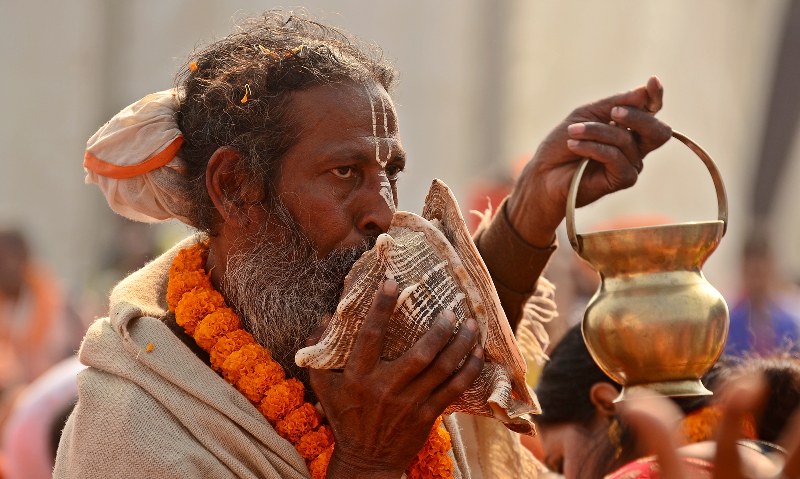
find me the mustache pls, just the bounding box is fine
[219,200,379,392]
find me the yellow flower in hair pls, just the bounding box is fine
[259,378,305,423]
[175,288,225,336]
[209,329,256,371]
[241,84,252,104]
[193,307,241,351]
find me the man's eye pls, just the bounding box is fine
[385,165,404,181]
[332,166,355,179]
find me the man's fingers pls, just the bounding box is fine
[609,106,672,154]
[618,393,687,479]
[308,366,339,402]
[781,409,800,478]
[414,318,480,389]
[567,121,642,171]
[712,375,768,479]
[645,76,664,112]
[583,76,663,119]
[395,311,458,385]
[425,345,484,414]
[566,140,639,194]
[347,279,398,374]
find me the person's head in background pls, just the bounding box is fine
[534,323,723,478]
[534,324,629,477]
[714,351,800,446]
[740,229,774,306]
[0,229,30,301]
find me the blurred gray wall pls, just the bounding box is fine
[0,0,797,308]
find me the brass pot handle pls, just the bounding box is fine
[565,130,728,254]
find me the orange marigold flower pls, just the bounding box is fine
[308,444,334,479]
[296,424,334,460]
[210,330,256,371]
[175,288,225,336]
[741,413,757,440]
[167,243,454,478]
[259,378,305,423]
[193,307,242,351]
[167,270,212,312]
[237,361,285,403]
[168,242,207,276]
[408,451,453,479]
[276,403,322,443]
[680,406,722,444]
[221,343,270,384]
[407,417,453,479]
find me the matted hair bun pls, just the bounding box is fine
[84,89,195,225]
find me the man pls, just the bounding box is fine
[55,12,671,478]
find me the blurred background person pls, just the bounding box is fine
[712,351,800,448]
[1,356,85,479]
[532,324,783,478]
[725,230,800,356]
[0,229,81,393]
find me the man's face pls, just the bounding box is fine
[269,80,406,257]
[221,80,406,384]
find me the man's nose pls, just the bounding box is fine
[357,182,394,237]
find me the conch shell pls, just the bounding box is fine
[296,179,539,433]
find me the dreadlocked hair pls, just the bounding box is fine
[175,11,397,232]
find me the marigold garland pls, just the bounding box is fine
[168,241,454,478]
[680,405,758,444]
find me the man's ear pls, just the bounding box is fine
[205,147,264,227]
[589,382,619,418]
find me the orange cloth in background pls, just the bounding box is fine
[0,264,68,387]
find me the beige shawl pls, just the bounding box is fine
[54,235,542,478]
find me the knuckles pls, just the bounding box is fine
[405,349,433,371]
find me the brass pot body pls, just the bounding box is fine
[567,132,730,400]
[578,222,728,400]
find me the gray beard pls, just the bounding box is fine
[221,201,374,390]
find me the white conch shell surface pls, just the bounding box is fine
[295,179,539,433]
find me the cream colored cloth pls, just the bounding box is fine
[54,234,540,478]
[83,89,194,225]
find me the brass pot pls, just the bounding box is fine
[566,132,729,401]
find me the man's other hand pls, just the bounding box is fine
[308,279,485,478]
[507,76,672,247]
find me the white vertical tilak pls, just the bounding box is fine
[365,85,395,212]
[379,95,391,167]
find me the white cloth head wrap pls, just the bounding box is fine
[84,89,195,225]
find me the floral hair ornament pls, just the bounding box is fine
[83,89,194,225]
[240,84,252,104]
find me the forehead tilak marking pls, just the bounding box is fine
[364,85,384,168]
[379,95,392,167]
[363,85,395,212]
